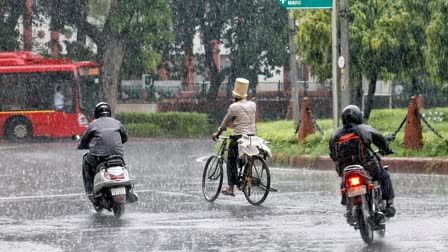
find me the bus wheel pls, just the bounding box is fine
[5,117,32,142]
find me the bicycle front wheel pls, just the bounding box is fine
[202,155,224,202]
[243,156,271,205]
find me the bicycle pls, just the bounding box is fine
[201,135,272,205]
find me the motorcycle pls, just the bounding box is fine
[84,154,137,219]
[341,162,390,244]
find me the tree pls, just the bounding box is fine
[425,1,448,85]
[39,0,172,112]
[195,0,232,100]
[349,0,397,119]
[169,0,202,86]
[0,0,26,50]
[224,0,289,95]
[296,10,332,83]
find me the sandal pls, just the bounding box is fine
[222,186,235,196]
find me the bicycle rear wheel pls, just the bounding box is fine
[202,155,224,202]
[243,156,271,205]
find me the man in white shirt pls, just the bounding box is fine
[54,85,65,110]
[212,78,257,196]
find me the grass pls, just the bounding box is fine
[256,107,448,158]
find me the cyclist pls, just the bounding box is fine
[212,78,256,196]
[329,105,396,217]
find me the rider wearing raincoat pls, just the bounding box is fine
[329,105,396,217]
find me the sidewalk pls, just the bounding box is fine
[276,155,448,175]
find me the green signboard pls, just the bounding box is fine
[278,0,332,9]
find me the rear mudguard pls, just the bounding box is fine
[94,186,130,211]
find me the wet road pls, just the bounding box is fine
[0,139,447,251]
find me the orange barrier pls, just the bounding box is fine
[404,96,423,150]
[298,97,315,144]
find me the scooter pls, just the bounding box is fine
[86,154,137,218]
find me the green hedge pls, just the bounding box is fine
[116,112,209,138]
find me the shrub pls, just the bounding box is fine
[117,112,209,138]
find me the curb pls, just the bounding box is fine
[274,155,448,175]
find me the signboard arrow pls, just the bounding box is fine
[278,0,332,9]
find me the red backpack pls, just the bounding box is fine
[335,131,365,166]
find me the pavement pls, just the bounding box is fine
[278,155,448,174]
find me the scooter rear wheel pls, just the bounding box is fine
[112,202,125,218]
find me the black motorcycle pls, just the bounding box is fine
[341,163,390,244]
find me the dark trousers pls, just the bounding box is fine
[82,153,106,194]
[364,157,395,200]
[338,156,395,200]
[226,137,240,187]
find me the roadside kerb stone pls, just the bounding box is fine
[274,155,448,175]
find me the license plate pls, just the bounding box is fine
[111,187,126,196]
[347,185,366,197]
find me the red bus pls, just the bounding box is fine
[0,51,102,141]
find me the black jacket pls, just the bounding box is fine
[78,117,128,157]
[329,123,390,162]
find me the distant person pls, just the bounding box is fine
[54,85,65,110]
[27,86,40,109]
[211,78,257,196]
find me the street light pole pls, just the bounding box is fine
[340,0,350,111]
[331,0,338,128]
[288,10,300,125]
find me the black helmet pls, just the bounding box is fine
[341,105,363,125]
[94,102,111,119]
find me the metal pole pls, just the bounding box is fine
[331,0,338,128]
[288,10,300,125]
[340,0,350,110]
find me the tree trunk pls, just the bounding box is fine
[205,38,224,100]
[363,68,378,120]
[352,72,363,107]
[411,76,421,96]
[99,36,126,116]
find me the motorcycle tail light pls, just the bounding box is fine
[347,174,363,187]
[367,183,375,190]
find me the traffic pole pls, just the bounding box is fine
[404,96,423,150]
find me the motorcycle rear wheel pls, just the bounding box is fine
[112,202,125,219]
[358,208,374,244]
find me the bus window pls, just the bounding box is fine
[0,71,76,113]
[43,72,76,113]
[79,75,102,118]
[0,73,27,111]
